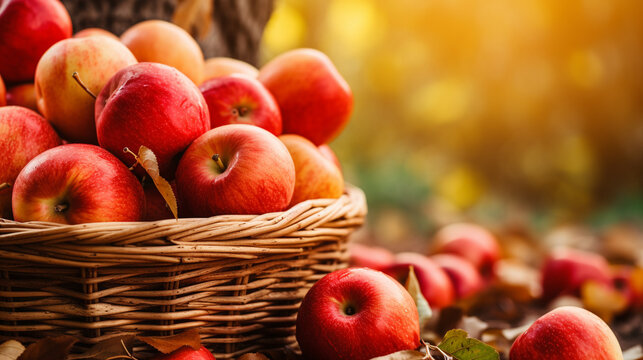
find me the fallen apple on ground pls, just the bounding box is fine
[431,253,484,300]
[348,242,395,271]
[509,306,623,360]
[296,267,420,360]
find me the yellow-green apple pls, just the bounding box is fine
[258,48,353,145]
[318,144,342,172]
[6,83,38,111]
[152,346,215,360]
[509,306,623,360]
[541,247,612,302]
[35,36,137,144]
[96,62,210,179]
[199,75,282,135]
[0,106,61,219]
[143,181,177,221]
[431,253,483,300]
[384,252,455,309]
[0,0,72,84]
[432,222,501,278]
[296,267,420,360]
[73,27,119,40]
[176,124,295,216]
[120,20,204,84]
[612,265,643,310]
[202,57,258,83]
[0,74,5,106]
[279,134,344,206]
[348,242,395,271]
[12,144,144,224]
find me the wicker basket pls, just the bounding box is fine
[0,185,366,359]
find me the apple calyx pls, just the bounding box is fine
[212,154,226,172]
[231,106,250,118]
[341,302,357,316]
[71,72,97,100]
[54,202,69,213]
[0,183,11,191]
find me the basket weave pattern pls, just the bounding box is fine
[0,186,366,358]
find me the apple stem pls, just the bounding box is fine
[212,154,226,172]
[54,203,69,213]
[122,147,139,170]
[0,183,11,191]
[72,72,97,100]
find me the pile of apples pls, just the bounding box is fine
[344,222,633,359]
[0,0,352,224]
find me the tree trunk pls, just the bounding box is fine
[61,0,274,65]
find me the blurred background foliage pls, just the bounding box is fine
[259,0,643,249]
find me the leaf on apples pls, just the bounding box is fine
[138,328,201,354]
[623,345,643,360]
[238,353,270,360]
[370,350,427,360]
[0,340,25,360]
[125,145,178,220]
[67,336,136,360]
[437,329,499,360]
[405,265,432,328]
[581,280,628,323]
[17,335,77,360]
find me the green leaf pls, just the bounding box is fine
[438,329,499,360]
[405,265,432,328]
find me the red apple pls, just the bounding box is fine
[296,267,420,360]
[0,74,5,106]
[384,252,455,309]
[73,28,119,40]
[152,346,215,360]
[144,181,178,221]
[279,134,344,206]
[348,242,395,271]
[6,83,38,111]
[202,57,258,83]
[541,247,612,302]
[96,62,210,179]
[199,75,281,136]
[0,0,72,84]
[318,144,342,172]
[0,106,61,219]
[509,306,623,360]
[431,253,484,300]
[258,48,353,145]
[35,36,138,144]
[12,144,145,224]
[175,124,295,216]
[432,222,501,277]
[121,20,204,84]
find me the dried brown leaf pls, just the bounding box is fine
[581,280,628,323]
[67,335,135,360]
[0,340,25,360]
[172,0,213,39]
[17,335,77,360]
[129,146,178,219]
[138,328,201,354]
[370,350,427,360]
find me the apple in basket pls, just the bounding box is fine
[95,62,210,179]
[152,345,216,360]
[0,106,61,219]
[296,267,421,360]
[279,134,344,207]
[202,57,259,83]
[0,0,72,84]
[199,74,282,136]
[258,48,353,145]
[175,124,295,216]
[11,144,145,224]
